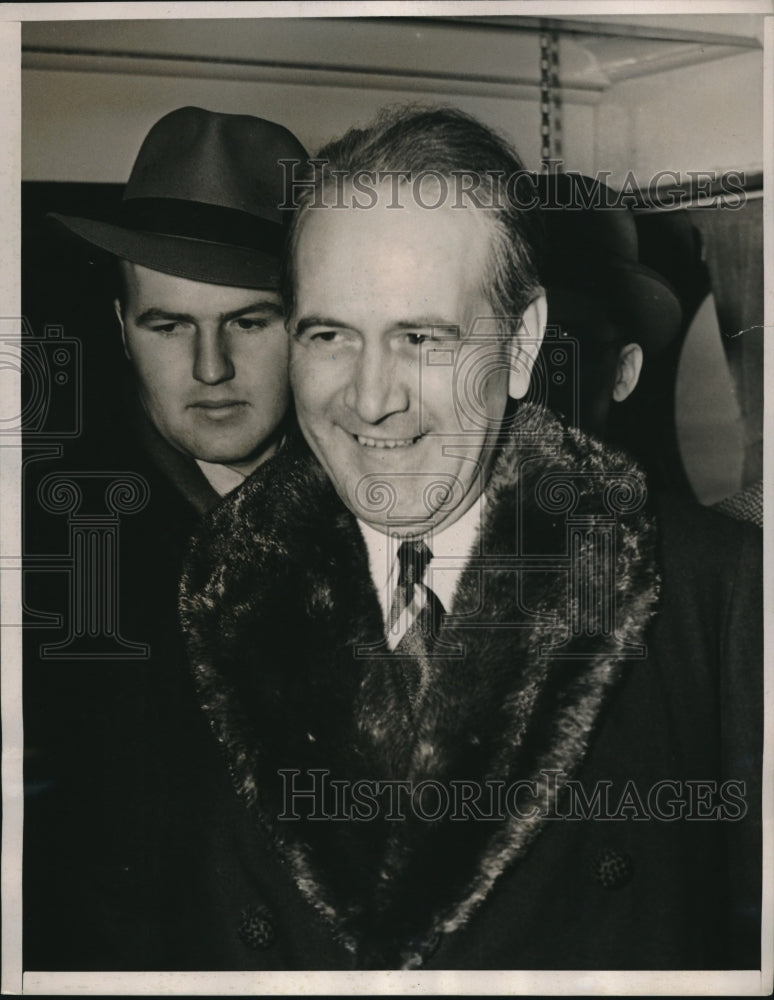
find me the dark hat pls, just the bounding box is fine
[635,208,711,330]
[49,106,308,289]
[535,172,683,355]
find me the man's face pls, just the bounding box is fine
[116,262,290,473]
[290,184,519,535]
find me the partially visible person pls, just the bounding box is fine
[534,171,682,442]
[536,178,763,526]
[24,106,307,969]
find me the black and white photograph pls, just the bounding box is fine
[1,1,771,994]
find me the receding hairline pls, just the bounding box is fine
[289,174,519,331]
[280,105,544,330]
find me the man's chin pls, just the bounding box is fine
[343,483,470,536]
[174,438,269,471]
[353,503,469,537]
[204,451,276,475]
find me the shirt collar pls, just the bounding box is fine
[357,493,485,620]
[195,460,248,498]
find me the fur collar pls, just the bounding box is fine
[180,404,660,968]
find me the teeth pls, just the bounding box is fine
[356,434,419,449]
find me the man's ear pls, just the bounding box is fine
[508,292,547,399]
[612,343,643,402]
[114,299,130,360]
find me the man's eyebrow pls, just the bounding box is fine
[135,308,195,326]
[393,318,460,335]
[294,316,350,337]
[221,300,284,323]
[293,316,461,337]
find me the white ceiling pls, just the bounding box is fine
[22,16,762,100]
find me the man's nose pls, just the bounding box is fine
[344,342,410,424]
[193,327,235,385]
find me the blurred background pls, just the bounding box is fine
[21,12,764,507]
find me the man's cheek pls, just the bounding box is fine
[295,388,323,423]
[296,376,334,417]
[416,375,452,432]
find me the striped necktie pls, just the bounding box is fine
[389,539,446,706]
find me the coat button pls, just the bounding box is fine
[239,903,276,950]
[593,848,634,889]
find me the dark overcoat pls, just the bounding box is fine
[23,397,222,970]
[179,405,762,971]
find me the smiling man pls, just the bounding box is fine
[289,180,543,536]
[181,107,761,971]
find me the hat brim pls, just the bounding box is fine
[49,213,281,290]
[546,259,682,357]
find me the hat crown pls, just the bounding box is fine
[49,106,308,288]
[536,172,639,273]
[534,172,683,354]
[124,106,307,223]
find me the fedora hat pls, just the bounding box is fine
[534,172,683,356]
[49,106,308,289]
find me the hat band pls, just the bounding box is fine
[118,198,286,255]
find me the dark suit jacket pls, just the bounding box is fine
[23,392,224,970]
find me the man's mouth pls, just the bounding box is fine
[189,400,249,421]
[354,433,423,449]
[192,399,245,409]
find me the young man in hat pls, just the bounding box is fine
[180,106,761,971]
[24,107,308,970]
[50,105,306,503]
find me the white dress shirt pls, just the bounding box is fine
[357,495,484,649]
[195,460,248,497]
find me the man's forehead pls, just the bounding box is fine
[299,179,491,235]
[294,194,493,295]
[120,260,281,306]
